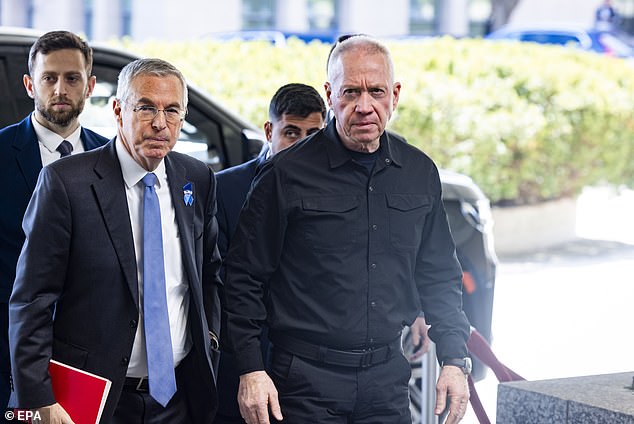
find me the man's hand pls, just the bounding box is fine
[33,403,74,424]
[409,316,431,360]
[238,370,283,424]
[434,365,469,424]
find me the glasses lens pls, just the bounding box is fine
[138,107,156,120]
[134,106,184,123]
[164,110,183,123]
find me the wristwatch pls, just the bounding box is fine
[441,357,472,375]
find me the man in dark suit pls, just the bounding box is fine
[0,30,107,415]
[9,58,222,423]
[214,83,326,423]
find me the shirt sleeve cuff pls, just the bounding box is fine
[435,334,469,364]
[235,346,265,375]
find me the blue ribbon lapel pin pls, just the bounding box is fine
[183,182,193,206]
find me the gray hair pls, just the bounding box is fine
[326,35,395,84]
[116,58,188,108]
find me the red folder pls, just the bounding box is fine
[48,360,112,424]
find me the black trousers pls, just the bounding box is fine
[214,351,245,424]
[269,347,412,424]
[214,328,271,424]
[111,354,194,424]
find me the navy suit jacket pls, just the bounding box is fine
[9,139,222,422]
[215,150,269,269]
[214,150,268,421]
[0,115,108,302]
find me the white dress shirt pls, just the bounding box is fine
[31,112,85,166]
[115,137,192,378]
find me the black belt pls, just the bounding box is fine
[270,333,401,368]
[123,376,149,392]
[123,351,191,393]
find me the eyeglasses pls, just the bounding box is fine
[130,104,187,123]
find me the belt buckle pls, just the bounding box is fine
[359,348,375,368]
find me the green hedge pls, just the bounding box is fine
[116,37,634,205]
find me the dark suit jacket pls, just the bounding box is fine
[216,151,268,267]
[0,114,107,302]
[9,139,222,423]
[214,151,267,422]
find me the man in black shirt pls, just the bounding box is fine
[224,36,471,424]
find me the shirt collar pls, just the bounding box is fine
[324,118,402,169]
[31,112,82,153]
[115,136,167,189]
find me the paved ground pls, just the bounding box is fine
[463,186,634,423]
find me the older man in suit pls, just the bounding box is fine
[0,30,107,415]
[214,83,326,424]
[9,58,221,423]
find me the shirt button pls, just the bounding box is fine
[385,158,391,165]
[369,338,375,343]
[368,186,374,192]
[371,224,378,231]
[370,301,376,308]
[370,263,377,269]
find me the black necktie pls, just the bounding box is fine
[56,140,73,158]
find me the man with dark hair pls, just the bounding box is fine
[9,58,222,423]
[214,82,326,424]
[27,30,94,80]
[225,36,471,424]
[0,30,107,415]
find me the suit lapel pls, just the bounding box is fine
[165,154,195,254]
[13,116,43,192]
[165,155,200,296]
[80,127,106,150]
[92,140,139,307]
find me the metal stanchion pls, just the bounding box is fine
[405,330,440,424]
[420,343,440,424]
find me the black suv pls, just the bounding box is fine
[0,27,497,418]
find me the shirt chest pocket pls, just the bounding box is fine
[386,194,432,249]
[301,196,360,251]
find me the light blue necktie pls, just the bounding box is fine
[142,173,177,406]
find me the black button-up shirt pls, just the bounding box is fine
[225,120,470,374]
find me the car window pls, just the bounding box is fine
[80,72,222,170]
[0,45,33,127]
[80,84,221,169]
[0,41,250,171]
[519,33,581,48]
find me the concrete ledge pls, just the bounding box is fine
[497,372,634,423]
[492,197,578,256]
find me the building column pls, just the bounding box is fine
[436,0,469,37]
[131,0,241,40]
[275,0,309,32]
[337,0,409,37]
[1,0,29,27]
[92,0,121,41]
[31,0,84,33]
